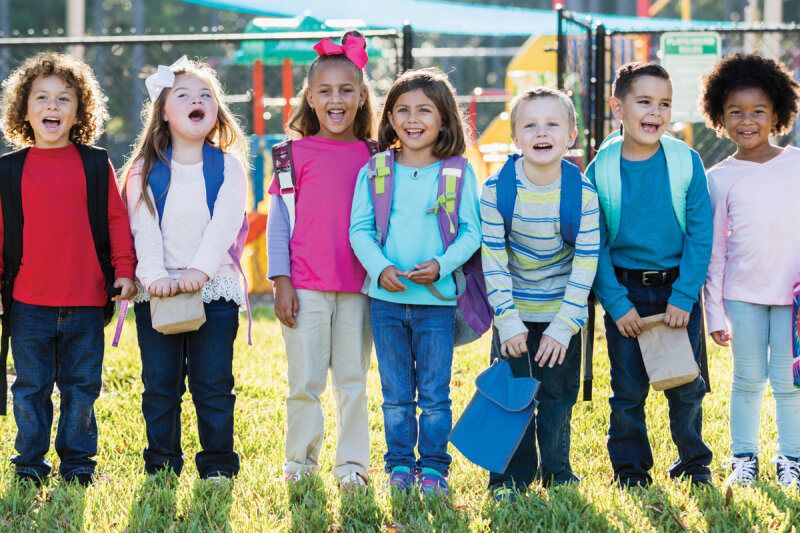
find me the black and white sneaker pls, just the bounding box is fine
[724,454,758,487]
[771,455,800,488]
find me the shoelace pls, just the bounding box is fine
[390,471,412,489]
[723,456,757,484]
[419,477,445,493]
[771,455,800,486]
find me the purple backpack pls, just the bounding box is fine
[367,149,493,346]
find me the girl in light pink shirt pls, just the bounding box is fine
[266,31,376,489]
[700,53,800,488]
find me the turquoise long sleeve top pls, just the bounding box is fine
[585,146,713,321]
[349,159,481,305]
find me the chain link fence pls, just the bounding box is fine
[0,30,405,163]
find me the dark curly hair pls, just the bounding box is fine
[0,52,108,148]
[699,53,799,137]
[378,68,468,158]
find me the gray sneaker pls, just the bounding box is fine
[724,454,758,486]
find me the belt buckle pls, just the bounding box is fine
[641,271,665,286]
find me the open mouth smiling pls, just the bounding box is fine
[188,109,205,122]
[533,143,553,151]
[42,117,61,131]
[641,122,660,134]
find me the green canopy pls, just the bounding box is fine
[234,15,382,66]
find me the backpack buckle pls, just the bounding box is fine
[277,171,294,194]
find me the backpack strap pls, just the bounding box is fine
[559,159,583,247]
[364,139,379,156]
[367,150,395,247]
[271,140,297,234]
[495,154,522,239]
[77,144,117,326]
[0,147,28,416]
[149,144,253,345]
[661,135,693,235]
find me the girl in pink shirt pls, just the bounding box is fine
[266,31,376,489]
[700,53,800,488]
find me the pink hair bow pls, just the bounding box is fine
[313,35,368,70]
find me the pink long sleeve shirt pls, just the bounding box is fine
[704,146,800,333]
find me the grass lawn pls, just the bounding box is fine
[0,305,798,532]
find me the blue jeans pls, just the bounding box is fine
[134,298,240,478]
[370,299,456,476]
[487,323,581,489]
[10,302,105,479]
[604,278,712,485]
[725,300,800,458]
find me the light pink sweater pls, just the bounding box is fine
[704,146,800,333]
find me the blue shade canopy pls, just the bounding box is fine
[181,0,737,36]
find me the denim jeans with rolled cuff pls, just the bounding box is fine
[134,298,240,479]
[370,298,456,476]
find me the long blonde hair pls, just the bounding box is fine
[121,59,250,216]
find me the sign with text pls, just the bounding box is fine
[660,32,721,122]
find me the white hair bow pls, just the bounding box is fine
[145,56,191,101]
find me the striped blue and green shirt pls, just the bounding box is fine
[480,157,600,346]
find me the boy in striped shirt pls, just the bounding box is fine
[480,87,599,500]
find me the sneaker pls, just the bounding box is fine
[64,473,93,487]
[724,454,758,487]
[387,466,415,495]
[771,455,800,488]
[284,469,310,484]
[15,472,43,488]
[205,474,232,485]
[418,467,448,497]
[491,484,516,502]
[339,471,367,492]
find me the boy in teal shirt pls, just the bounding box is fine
[585,62,713,488]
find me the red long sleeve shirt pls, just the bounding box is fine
[0,144,136,307]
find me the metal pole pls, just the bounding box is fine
[556,7,565,90]
[594,24,606,152]
[66,0,86,59]
[401,24,413,73]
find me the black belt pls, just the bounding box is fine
[614,267,679,286]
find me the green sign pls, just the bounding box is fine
[660,32,721,122]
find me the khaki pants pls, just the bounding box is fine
[282,289,372,480]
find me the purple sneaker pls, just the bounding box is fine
[388,466,415,495]
[418,467,448,497]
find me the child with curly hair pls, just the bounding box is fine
[700,53,800,488]
[0,52,136,487]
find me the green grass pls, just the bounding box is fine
[1,306,798,532]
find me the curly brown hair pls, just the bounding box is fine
[699,53,799,137]
[288,30,375,140]
[378,68,468,158]
[120,58,250,217]
[0,52,108,148]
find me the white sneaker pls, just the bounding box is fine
[723,454,758,486]
[339,471,367,492]
[284,469,311,484]
[205,474,231,485]
[771,455,800,488]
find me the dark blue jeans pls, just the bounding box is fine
[604,278,712,486]
[370,299,456,476]
[10,302,105,479]
[134,298,240,479]
[487,323,581,489]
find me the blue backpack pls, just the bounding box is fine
[494,154,583,245]
[149,143,252,344]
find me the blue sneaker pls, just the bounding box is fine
[492,484,516,502]
[418,467,448,497]
[771,455,800,488]
[388,466,415,495]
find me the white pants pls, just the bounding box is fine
[282,289,372,479]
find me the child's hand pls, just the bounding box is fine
[273,276,298,328]
[379,266,408,292]
[149,277,179,297]
[615,307,645,337]
[500,333,528,358]
[114,277,137,300]
[710,330,731,347]
[664,304,690,328]
[179,269,209,293]
[534,335,567,368]
[405,260,440,285]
